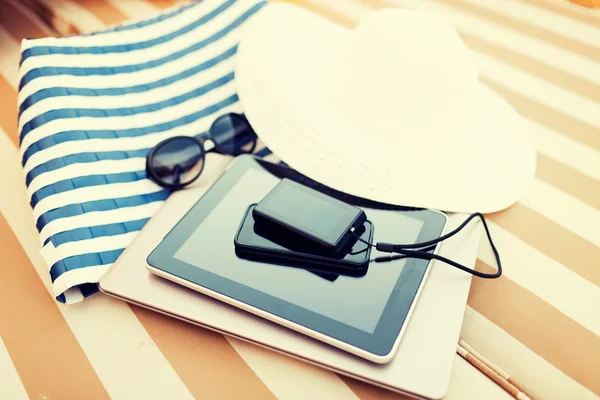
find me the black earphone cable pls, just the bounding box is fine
[352,213,502,279]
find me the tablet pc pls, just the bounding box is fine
[147,155,447,363]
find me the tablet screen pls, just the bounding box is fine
[148,156,447,357]
[174,168,424,334]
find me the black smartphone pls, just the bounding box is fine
[235,205,373,277]
[253,179,367,257]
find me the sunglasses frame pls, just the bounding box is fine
[146,113,257,189]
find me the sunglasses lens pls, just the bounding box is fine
[149,137,204,187]
[211,113,257,156]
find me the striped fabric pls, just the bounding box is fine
[0,1,598,400]
[16,0,268,303]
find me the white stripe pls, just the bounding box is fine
[22,99,241,179]
[228,339,360,400]
[0,27,21,90]
[63,286,85,303]
[17,18,244,108]
[27,158,147,199]
[20,82,237,161]
[0,130,194,399]
[0,337,28,400]
[19,52,235,134]
[36,0,106,34]
[380,0,600,86]
[462,307,599,400]
[32,180,162,222]
[41,231,140,267]
[19,0,253,76]
[478,222,600,336]
[475,0,600,49]
[19,0,219,50]
[39,201,164,245]
[521,178,600,246]
[474,52,600,131]
[106,0,160,19]
[526,118,600,182]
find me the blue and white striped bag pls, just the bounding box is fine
[17,0,269,304]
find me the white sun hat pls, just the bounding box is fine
[235,3,536,213]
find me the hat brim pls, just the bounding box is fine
[236,3,536,213]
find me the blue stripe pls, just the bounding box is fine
[36,190,169,232]
[46,218,150,247]
[79,283,99,298]
[20,71,234,142]
[19,44,237,115]
[25,94,238,184]
[19,2,264,89]
[255,147,272,157]
[22,0,234,61]
[50,249,124,282]
[31,171,147,208]
[56,293,67,303]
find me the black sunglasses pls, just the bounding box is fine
[146,113,257,189]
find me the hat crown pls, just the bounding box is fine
[334,9,479,142]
